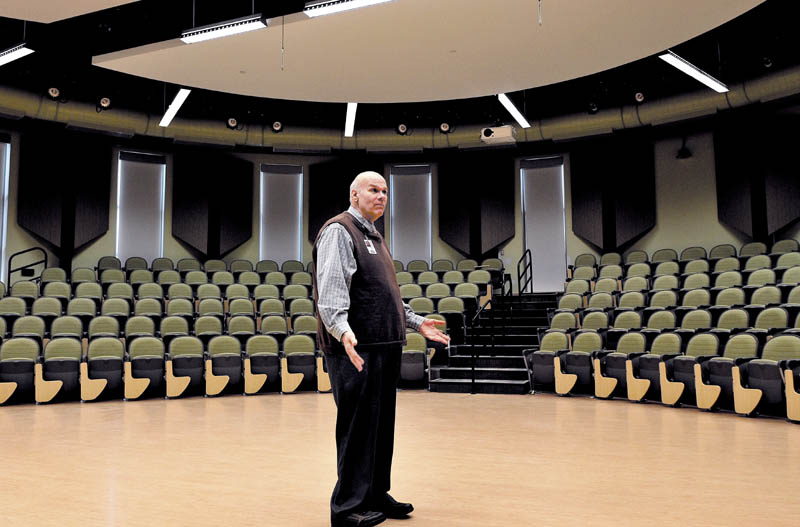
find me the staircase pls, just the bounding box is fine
[429,292,558,394]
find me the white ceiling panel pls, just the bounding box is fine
[0,0,138,24]
[94,0,765,103]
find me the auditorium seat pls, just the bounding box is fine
[99,269,125,294]
[0,337,38,404]
[570,266,596,283]
[123,257,148,278]
[651,275,678,292]
[10,280,39,311]
[739,241,767,259]
[770,239,799,255]
[626,332,682,402]
[129,269,154,293]
[525,330,569,393]
[625,263,650,279]
[40,267,67,285]
[204,259,227,277]
[708,243,737,261]
[160,316,189,350]
[709,287,745,321]
[256,259,279,279]
[695,333,759,411]
[282,284,309,310]
[138,282,164,301]
[264,271,287,294]
[228,298,255,321]
[661,332,720,406]
[37,337,82,403]
[83,337,124,402]
[425,283,450,309]
[622,250,646,266]
[151,257,175,280]
[592,278,618,294]
[126,336,165,400]
[579,311,608,332]
[124,316,156,348]
[572,253,597,269]
[593,331,647,399]
[408,297,434,316]
[431,259,454,277]
[641,310,676,346]
[197,299,224,323]
[393,260,404,273]
[621,276,648,293]
[565,279,590,296]
[560,330,603,395]
[651,248,678,263]
[292,315,317,338]
[605,310,642,350]
[585,292,613,312]
[88,315,120,341]
[733,334,800,417]
[178,258,203,278]
[107,282,134,304]
[400,332,428,386]
[157,270,182,288]
[194,316,222,349]
[261,315,288,346]
[288,298,314,324]
[134,299,163,328]
[230,274,257,298]
[680,272,710,292]
[290,271,313,287]
[442,270,464,290]
[244,335,280,394]
[600,252,622,266]
[713,257,740,274]
[683,259,709,275]
[166,336,205,398]
[416,271,439,287]
[281,260,305,276]
[437,296,465,345]
[598,264,623,280]
[281,334,317,393]
[185,271,210,294]
[66,298,96,334]
[197,283,222,304]
[227,315,256,349]
[680,246,707,262]
[167,283,193,302]
[211,271,234,291]
[456,259,478,272]
[31,297,61,334]
[399,284,422,302]
[50,316,83,340]
[206,335,243,396]
[97,256,122,274]
[42,281,70,310]
[71,267,97,291]
[653,261,679,277]
[11,315,45,352]
[555,293,583,312]
[258,298,285,318]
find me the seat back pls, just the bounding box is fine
[646,310,675,330]
[284,334,315,355]
[573,253,596,268]
[722,333,759,360]
[580,311,608,331]
[208,335,242,357]
[685,333,719,358]
[682,289,710,307]
[714,287,745,307]
[681,309,712,330]
[169,336,204,357]
[760,334,800,362]
[651,248,678,263]
[621,250,645,265]
[539,331,568,352]
[680,246,707,262]
[709,244,736,260]
[129,337,165,359]
[571,331,602,353]
[771,239,799,255]
[716,308,749,330]
[754,307,788,330]
[649,332,681,356]
[750,286,780,306]
[613,310,641,329]
[740,242,767,258]
[713,257,740,274]
[246,335,279,356]
[87,337,124,360]
[615,332,646,354]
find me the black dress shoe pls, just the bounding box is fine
[333,510,386,527]
[376,494,414,518]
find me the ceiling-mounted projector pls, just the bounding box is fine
[480,125,517,145]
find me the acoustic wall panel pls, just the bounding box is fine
[172,149,253,258]
[18,128,111,262]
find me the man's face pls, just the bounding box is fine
[353,175,388,222]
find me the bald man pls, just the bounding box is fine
[313,171,449,527]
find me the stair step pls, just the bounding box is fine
[466,335,538,346]
[448,355,527,369]
[469,326,545,335]
[454,344,532,355]
[428,378,531,394]
[433,367,529,381]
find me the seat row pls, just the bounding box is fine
[568,254,800,284]
[525,329,800,422]
[570,239,800,270]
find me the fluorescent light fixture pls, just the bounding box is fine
[159,88,191,127]
[344,102,357,137]
[0,43,34,67]
[659,50,728,93]
[497,93,531,128]
[304,0,393,18]
[180,14,267,44]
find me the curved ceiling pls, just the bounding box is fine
[93,0,765,104]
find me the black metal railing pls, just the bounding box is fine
[517,249,532,294]
[8,247,47,285]
[466,297,510,394]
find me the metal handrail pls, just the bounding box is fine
[517,249,532,294]
[467,295,510,394]
[7,247,47,286]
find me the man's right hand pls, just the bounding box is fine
[341,331,364,372]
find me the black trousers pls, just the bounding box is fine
[327,344,402,524]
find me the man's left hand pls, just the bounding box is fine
[418,318,450,345]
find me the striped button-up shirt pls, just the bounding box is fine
[316,206,424,342]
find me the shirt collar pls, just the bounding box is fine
[347,206,377,234]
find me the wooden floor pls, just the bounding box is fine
[2,391,799,526]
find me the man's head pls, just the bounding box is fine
[350,171,387,222]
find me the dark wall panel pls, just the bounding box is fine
[764,118,800,235]
[570,137,655,251]
[714,124,755,238]
[614,140,656,247]
[18,128,111,263]
[569,147,604,249]
[438,151,515,258]
[172,149,253,258]
[219,155,254,255]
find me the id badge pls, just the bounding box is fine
[364,238,377,254]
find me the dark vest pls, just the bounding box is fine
[312,211,406,355]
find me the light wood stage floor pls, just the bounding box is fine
[2,391,799,526]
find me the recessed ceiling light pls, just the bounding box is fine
[181,14,268,44]
[304,0,394,18]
